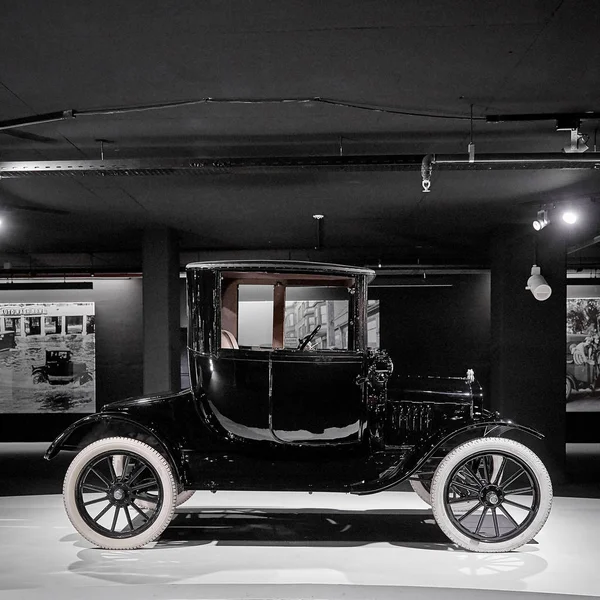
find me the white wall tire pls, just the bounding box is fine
[411,454,503,507]
[430,437,552,552]
[175,490,195,507]
[64,437,177,549]
[410,479,431,505]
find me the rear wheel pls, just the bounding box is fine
[410,478,432,505]
[64,437,177,549]
[566,377,573,401]
[431,437,552,552]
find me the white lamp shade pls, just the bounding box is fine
[526,272,552,301]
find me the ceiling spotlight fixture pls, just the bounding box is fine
[526,265,552,301]
[532,209,549,231]
[562,210,578,225]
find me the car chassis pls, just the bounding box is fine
[46,260,552,551]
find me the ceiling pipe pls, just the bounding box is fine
[1,153,600,177]
[487,112,600,123]
[0,110,75,132]
[568,235,600,255]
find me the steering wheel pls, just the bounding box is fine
[298,324,321,351]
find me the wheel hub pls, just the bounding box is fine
[486,491,499,505]
[481,485,503,508]
[110,485,129,504]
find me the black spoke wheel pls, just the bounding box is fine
[75,451,163,539]
[444,452,539,543]
[64,437,177,549]
[430,438,552,552]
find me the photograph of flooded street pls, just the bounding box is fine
[0,302,95,413]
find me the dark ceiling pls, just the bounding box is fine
[1,0,599,271]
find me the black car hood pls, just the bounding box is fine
[388,373,480,404]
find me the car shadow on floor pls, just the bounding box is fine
[158,507,455,549]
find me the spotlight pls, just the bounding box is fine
[562,210,578,225]
[526,265,552,301]
[532,209,549,231]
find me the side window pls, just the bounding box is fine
[284,287,351,350]
[237,285,274,348]
[219,276,364,352]
[367,300,381,349]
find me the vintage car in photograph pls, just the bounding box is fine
[566,334,600,400]
[0,331,17,352]
[45,260,552,552]
[32,348,93,385]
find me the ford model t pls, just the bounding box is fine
[45,261,552,552]
[32,348,93,385]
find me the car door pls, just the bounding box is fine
[269,349,365,444]
[268,285,367,445]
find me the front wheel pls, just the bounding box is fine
[430,437,552,552]
[32,371,47,384]
[566,377,573,401]
[176,489,195,506]
[63,437,177,549]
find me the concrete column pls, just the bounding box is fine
[143,227,180,394]
[491,225,566,482]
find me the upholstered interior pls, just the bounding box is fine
[221,329,239,350]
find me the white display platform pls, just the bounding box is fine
[0,491,598,600]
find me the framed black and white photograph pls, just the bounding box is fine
[566,295,600,410]
[0,302,95,413]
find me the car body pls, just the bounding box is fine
[0,331,16,352]
[46,260,553,551]
[32,348,92,385]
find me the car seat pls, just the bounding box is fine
[221,329,239,349]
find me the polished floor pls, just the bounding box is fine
[1,443,599,599]
[1,490,599,600]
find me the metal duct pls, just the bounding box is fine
[0,153,599,177]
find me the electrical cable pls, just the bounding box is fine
[0,97,487,132]
[80,96,487,120]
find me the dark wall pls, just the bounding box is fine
[0,279,143,441]
[371,274,491,392]
[491,226,566,480]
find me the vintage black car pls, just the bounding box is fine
[45,260,552,552]
[0,331,17,352]
[566,335,600,400]
[32,348,93,385]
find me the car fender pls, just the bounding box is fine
[44,413,184,483]
[351,418,543,495]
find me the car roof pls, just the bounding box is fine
[185,260,376,281]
